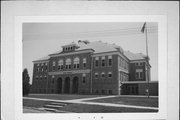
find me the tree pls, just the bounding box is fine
[23,68,30,96]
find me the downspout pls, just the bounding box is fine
[90,53,93,94]
[46,62,49,94]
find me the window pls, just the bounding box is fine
[140,62,143,66]
[95,90,99,94]
[65,58,71,69]
[82,74,86,83]
[125,62,129,70]
[135,63,139,66]
[45,63,48,71]
[136,69,143,79]
[52,76,55,84]
[36,64,39,72]
[73,57,80,69]
[108,56,112,66]
[40,75,42,81]
[101,72,105,78]
[102,90,105,94]
[108,72,112,78]
[44,75,47,80]
[51,89,54,93]
[58,59,63,70]
[36,76,39,80]
[135,62,143,66]
[95,57,99,67]
[108,90,112,94]
[101,56,105,67]
[52,61,56,71]
[83,58,87,68]
[95,73,99,78]
[41,63,44,71]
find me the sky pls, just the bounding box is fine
[23,22,158,84]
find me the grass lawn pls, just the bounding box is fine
[58,103,158,113]
[26,94,105,100]
[23,99,52,108]
[85,96,158,107]
[23,99,158,113]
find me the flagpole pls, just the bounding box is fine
[145,23,150,98]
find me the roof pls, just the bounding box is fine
[77,41,120,53]
[33,41,147,62]
[62,42,78,47]
[33,56,50,62]
[124,51,146,60]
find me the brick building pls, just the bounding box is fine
[30,40,158,95]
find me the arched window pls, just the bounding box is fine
[101,72,105,78]
[82,74,86,83]
[52,75,55,84]
[101,56,105,67]
[73,57,80,69]
[95,57,99,67]
[41,63,44,71]
[83,58,87,68]
[58,59,64,70]
[108,56,112,66]
[36,64,39,72]
[45,62,48,71]
[36,75,39,80]
[52,61,56,71]
[108,72,112,78]
[65,58,71,69]
[95,73,99,78]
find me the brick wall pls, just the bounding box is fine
[92,54,119,95]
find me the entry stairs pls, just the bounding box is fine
[39,102,69,113]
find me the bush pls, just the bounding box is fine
[23,68,30,96]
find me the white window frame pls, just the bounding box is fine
[136,69,143,79]
[95,57,99,67]
[82,74,86,84]
[101,72,105,78]
[95,72,99,78]
[101,56,105,67]
[73,57,80,69]
[58,59,63,70]
[65,58,72,69]
[108,55,112,67]
[108,72,112,78]
[83,58,87,68]
[52,61,56,71]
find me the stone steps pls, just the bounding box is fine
[42,102,68,113]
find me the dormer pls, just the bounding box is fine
[62,42,79,52]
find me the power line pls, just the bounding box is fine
[23,26,158,41]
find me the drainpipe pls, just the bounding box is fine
[90,53,93,94]
[46,62,49,94]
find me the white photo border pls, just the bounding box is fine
[14,15,167,120]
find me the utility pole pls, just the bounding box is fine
[141,22,150,98]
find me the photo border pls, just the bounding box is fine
[14,15,167,120]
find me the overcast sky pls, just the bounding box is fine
[23,22,158,84]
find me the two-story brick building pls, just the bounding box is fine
[30,40,158,95]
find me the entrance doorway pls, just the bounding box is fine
[64,77,70,93]
[57,77,62,93]
[72,77,79,94]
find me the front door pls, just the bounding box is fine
[72,77,79,94]
[64,77,70,93]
